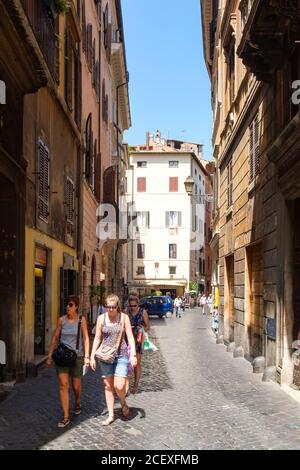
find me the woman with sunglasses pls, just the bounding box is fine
[126,294,150,396]
[90,294,137,426]
[47,296,90,428]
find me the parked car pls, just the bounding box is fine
[139,295,173,318]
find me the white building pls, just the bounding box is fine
[126,131,208,298]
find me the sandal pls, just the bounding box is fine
[57,416,70,428]
[121,403,130,418]
[102,415,114,426]
[74,405,81,415]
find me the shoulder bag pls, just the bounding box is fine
[95,313,125,364]
[52,316,82,367]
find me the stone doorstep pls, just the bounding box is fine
[0,380,16,392]
[32,355,48,367]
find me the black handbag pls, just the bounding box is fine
[52,316,82,367]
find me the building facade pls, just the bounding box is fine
[126,131,207,298]
[201,0,300,387]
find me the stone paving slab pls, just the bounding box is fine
[1,309,300,449]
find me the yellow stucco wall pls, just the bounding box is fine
[24,226,78,360]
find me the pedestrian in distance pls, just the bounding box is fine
[174,296,182,318]
[47,296,90,428]
[90,294,137,426]
[200,294,207,315]
[125,294,150,396]
[207,294,213,314]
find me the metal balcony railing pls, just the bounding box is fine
[22,0,58,81]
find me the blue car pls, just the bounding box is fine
[139,296,173,318]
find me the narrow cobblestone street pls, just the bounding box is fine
[1,308,300,450]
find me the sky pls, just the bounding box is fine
[121,0,212,160]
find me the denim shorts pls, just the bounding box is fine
[99,355,129,378]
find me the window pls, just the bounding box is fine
[64,29,72,110]
[249,114,260,181]
[169,161,179,168]
[165,211,182,228]
[169,177,178,192]
[169,266,176,275]
[38,140,50,222]
[102,80,108,124]
[87,23,93,72]
[66,177,74,235]
[137,161,147,168]
[137,244,145,259]
[155,262,159,268]
[169,244,177,259]
[137,212,150,228]
[137,266,145,275]
[227,159,233,208]
[85,113,94,188]
[137,177,146,192]
[82,0,87,52]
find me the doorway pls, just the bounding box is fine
[225,254,234,342]
[34,267,46,355]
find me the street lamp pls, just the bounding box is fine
[184,176,195,195]
[184,176,213,203]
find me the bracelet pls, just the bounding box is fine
[84,356,89,359]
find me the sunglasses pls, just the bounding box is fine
[106,306,117,310]
[67,303,75,307]
[129,304,138,307]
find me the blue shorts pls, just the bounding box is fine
[99,355,129,378]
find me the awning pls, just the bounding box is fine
[128,279,187,288]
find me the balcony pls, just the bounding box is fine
[22,0,58,81]
[237,0,300,82]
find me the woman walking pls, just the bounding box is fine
[47,296,90,428]
[126,294,150,395]
[90,294,137,426]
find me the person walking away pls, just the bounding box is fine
[125,294,150,396]
[90,294,137,426]
[200,294,207,315]
[47,296,90,428]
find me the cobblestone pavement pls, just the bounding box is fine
[2,309,300,449]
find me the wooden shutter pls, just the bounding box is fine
[104,4,108,48]
[165,212,169,227]
[74,53,82,128]
[82,0,86,52]
[103,166,116,204]
[64,30,72,110]
[106,23,112,63]
[137,177,146,192]
[137,244,145,259]
[254,114,260,177]
[66,178,74,235]
[147,212,150,228]
[227,159,232,208]
[169,177,178,192]
[249,114,260,181]
[94,152,101,202]
[85,114,92,180]
[178,211,182,227]
[249,120,254,181]
[87,23,93,71]
[92,39,96,87]
[38,141,50,222]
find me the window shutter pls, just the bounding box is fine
[165,212,169,227]
[64,29,72,110]
[85,114,92,181]
[104,4,108,48]
[249,120,254,181]
[178,211,182,227]
[103,166,116,204]
[82,0,86,52]
[254,115,260,177]
[87,24,93,71]
[137,244,145,259]
[169,177,178,192]
[227,159,232,208]
[102,80,106,120]
[66,178,74,235]
[75,53,82,128]
[92,39,96,87]
[38,141,50,222]
[137,177,146,192]
[94,152,101,202]
[106,23,112,63]
[147,212,150,228]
